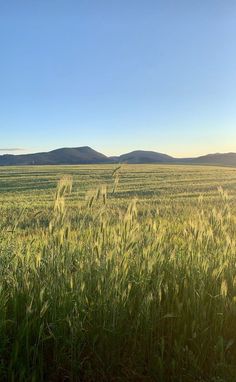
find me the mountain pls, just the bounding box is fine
[113,151,236,166]
[0,147,110,165]
[117,150,175,164]
[0,147,236,166]
[184,152,236,166]
[111,150,236,166]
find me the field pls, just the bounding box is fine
[1,164,236,381]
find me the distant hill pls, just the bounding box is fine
[0,147,110,165]
[184,152,236,166]
[117,150,174,164]
[0,147,236,166]
[116,151,236,166]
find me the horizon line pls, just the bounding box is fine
[0,146,236,159]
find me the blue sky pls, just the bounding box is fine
[0,0,236,157]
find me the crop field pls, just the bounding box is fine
[1,164,236,208]
[1,164,236,381]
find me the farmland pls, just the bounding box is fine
[1,164,236,381]
[1,164,236,208]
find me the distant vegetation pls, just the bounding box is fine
[0,146,236,166]
[1,164,236,381]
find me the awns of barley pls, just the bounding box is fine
[1,176,236,381]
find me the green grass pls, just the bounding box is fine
[1,164,236,381]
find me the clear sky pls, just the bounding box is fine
[0,0,236,157]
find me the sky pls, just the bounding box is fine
[0,0,236,157]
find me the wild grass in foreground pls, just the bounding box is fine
[1,176,236,381]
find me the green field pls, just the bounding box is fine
[1,164,236,381]
[1,164,236,207]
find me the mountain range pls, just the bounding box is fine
[0,146,236,167]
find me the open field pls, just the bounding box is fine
[1,164,236,381]
[1,164,236,207]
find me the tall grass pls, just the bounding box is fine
[1,176,236,381]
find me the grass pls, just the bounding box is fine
[1,164,236,381]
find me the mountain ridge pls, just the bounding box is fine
[0,147,236,167]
